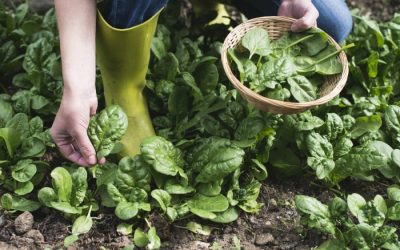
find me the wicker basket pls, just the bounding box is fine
[221,16,349,114]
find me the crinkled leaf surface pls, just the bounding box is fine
[187,138,244,183]
[88,105,128,159]
[141,136,184,176]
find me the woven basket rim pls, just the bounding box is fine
[221,16,349,111]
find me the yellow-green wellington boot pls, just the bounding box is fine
[192,0,230,25]
[96,10,162,156]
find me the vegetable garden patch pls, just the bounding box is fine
[1,1,400,249]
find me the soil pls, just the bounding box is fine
[1,0,399,250]
[348,0,400,21]
[0,175,390,250]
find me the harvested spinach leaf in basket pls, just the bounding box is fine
[228,27,353,102]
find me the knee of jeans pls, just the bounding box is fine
[332,13,353,42]
[320,8,353,42]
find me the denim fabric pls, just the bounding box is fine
[234,0,353,42]
[100,0,352,41]
[99,0,168,28]
[311,0,353,42]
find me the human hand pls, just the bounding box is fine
[278,0,319,32]
[51,89,105,166]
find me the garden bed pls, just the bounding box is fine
[1,0,400,249]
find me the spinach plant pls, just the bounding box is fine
[295,191,400,249]
[38,166,93,216]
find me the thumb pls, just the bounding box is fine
[90,101,98,117]
[291,8,319,32]
[73,128,97,165]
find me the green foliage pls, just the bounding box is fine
[228,27,349,102]
[3,2,400,249]
[64,207,93,247]
[241,27,272,59]
[296,191,400,249]
[184,221,212,235]
[88,105,128,159]
[133,220,161,250]
[38,166,91,215]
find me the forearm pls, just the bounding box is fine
[55,0,97,97]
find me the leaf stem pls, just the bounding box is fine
[358,57,386,65]
[284,34,315,50]
[228,49,245,83]
[306,43,356,69]
[8,0,16,10]
[310,181,343,196]
[86,205,93,220]
[249,52,255,60]
[91,164,98,178]
[257,55,262,68]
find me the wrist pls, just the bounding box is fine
[62,70,96,95]
[62,83,97,100]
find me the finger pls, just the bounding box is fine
[77,142,106,165]
[57,142,91,167]
[90,102,98,117]
[76,139,105,165]
[72,141,80,153]
[98,157,106,165]
[277,1,291,17]
[291,7,319,32]
[72,128,97,165]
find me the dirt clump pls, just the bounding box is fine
[255,232,275,246]
[24,229,44,242]
[14,212,34,235]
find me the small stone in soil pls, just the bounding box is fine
[195,241,210,249]
[249,216,258,224]
[14,212,34,235]
[0,242,17,250]
[264,220,273,228]
[255,233,275,246]
[0,215,4,227]
[24,229,44,242]
[10,235,35,247]
[283,233,300,242]
[223,226,233,234]
[268,198,278,210]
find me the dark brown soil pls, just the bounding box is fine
[348,0,400,21]
[0,175,390,250]
[1,0,399,250]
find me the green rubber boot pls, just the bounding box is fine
[192,0,230,25]
[96,10,162,156]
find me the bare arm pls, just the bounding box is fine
[51,0,104,166]
[55,0,96,95]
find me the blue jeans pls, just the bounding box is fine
[99,0,168,28]
[237,0,353,42]
[100,0,352,42]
